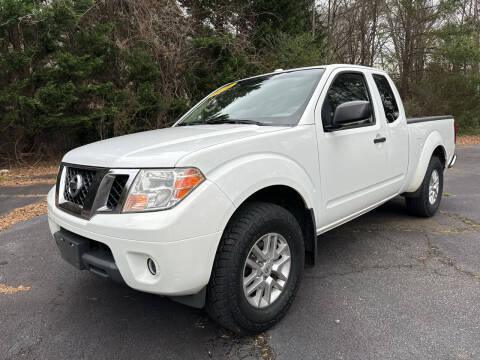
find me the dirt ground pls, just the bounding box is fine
[456,134,480,146]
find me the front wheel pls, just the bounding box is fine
[406,156,444,217]
[206,202,304,334]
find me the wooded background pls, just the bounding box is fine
[1,0,479,164]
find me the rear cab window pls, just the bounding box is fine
[372,74,399,123]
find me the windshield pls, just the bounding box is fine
[177,68,324,127]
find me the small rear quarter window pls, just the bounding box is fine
[372,74,399,123]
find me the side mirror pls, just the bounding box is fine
[332,100,372,127]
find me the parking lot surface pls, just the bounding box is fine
[1,146,479,359]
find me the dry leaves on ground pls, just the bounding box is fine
[0,200,47,232]
[0,284,31,294]
[457,135,480,146]
[0,162,58,178]
[0,161,58,186]
[0,178,56,187]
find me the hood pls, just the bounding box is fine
[63,125,286,168]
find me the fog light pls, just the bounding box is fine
[147,258,157,275]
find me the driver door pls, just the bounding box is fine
[315,70,391,227]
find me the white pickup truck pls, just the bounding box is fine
[47,64,456,334]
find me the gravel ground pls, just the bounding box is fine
[0,146,479,360]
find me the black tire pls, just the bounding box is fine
[206,201,304,334]
[406,156,443,217]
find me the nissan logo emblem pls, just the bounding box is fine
[68,174,84,197]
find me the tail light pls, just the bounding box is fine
[454,121,456,145]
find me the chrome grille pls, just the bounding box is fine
[57,164,137,219]
[107,175,128,209]
[63,167,96,207]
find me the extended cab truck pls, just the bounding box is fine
[47,64,456,334]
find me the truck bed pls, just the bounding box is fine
[404,115,455,193]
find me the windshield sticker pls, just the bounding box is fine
[208,82,237,98]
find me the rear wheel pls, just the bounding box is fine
[206,201,304,334]
[406,156,443,217]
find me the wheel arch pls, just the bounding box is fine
[223,184,317,266]
[406,131,447,193]
[432,145,446,167]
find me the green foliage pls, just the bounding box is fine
[252,0,311,39]
[0,0,166,156]
[0,0,327,159]
[408,19,480,134]
[187,34,260,103]
[1,0,478,162]
[259,32,326,70]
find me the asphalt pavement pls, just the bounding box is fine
[0,146,479,360]
[0,183,51,216]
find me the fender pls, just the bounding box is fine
[206,152,317,211]
[406,130,446,193]
[207,152,319,266]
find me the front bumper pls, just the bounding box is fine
[47,179,235,296]
[54,228,124,283]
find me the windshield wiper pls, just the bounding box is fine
[176,121,205,126]
[205,119,268,126]
[177,119,270,126]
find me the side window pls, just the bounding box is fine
[321,72,374,130]
[372,74,399,123]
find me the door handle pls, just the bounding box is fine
[374,136,386,144]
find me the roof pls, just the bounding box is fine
[235,64,387,84]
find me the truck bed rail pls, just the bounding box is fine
[407,115,453,124]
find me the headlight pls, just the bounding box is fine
[123,168,204,212]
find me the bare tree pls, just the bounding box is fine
[318,0,383,65]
